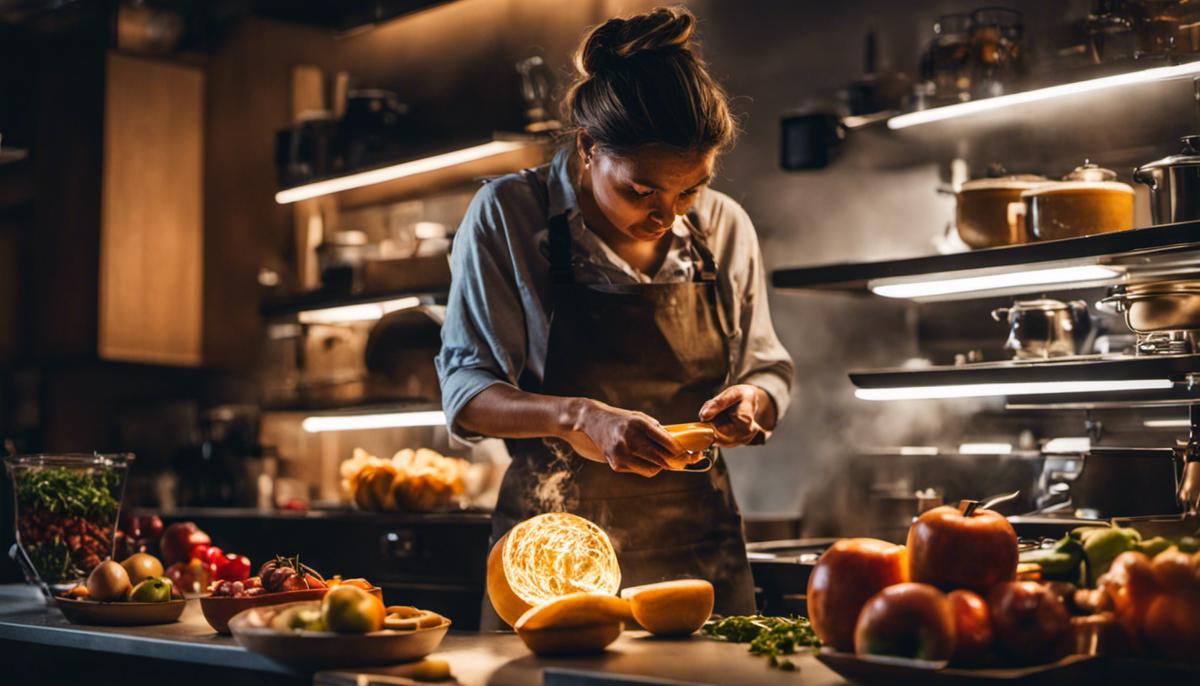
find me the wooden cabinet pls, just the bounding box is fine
[99,53,205,366]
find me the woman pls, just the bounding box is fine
[436,6,793,626]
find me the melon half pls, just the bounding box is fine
[513,592,631,656]
[487,512,622,627]
[620,579,715,636]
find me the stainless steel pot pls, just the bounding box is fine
[1134,135,1200,225]
[1098,280,1200,333]
[992,298,1088,359]
[1020,162,1135,241]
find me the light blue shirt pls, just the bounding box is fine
[436,149,794,438]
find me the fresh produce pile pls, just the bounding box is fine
[14,466,124,583]
[269,587,446,635]
[703,615,821,671]
[806,503,1200,668]
[341,447,466,511]
[158,521,252,594]
[209,553,373,598]
[114,512,164,561]
[1020,525,1200,663]
[64,552,179,604]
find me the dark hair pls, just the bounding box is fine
[563,6,736,156]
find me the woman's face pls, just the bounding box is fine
[580,141,716,242]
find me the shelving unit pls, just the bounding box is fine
[772,221,1200,301]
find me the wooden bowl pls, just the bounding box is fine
[199,587,383,634]
[229,601,450,670]
[55,596,187,626]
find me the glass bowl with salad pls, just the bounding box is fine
[5,453,133,596]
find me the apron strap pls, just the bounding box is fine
[522,167,575,285]
[684,210,719,283]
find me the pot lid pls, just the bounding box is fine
[960,174,1047,191]
[1022,161,1134,195]
[1009,298,1073,311]
[1121,279,1200,296]
[1064,161,1117,182]
[1136,135,1200,172]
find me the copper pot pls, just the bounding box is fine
[955,175,1046,248]
[1021,162,1135,241]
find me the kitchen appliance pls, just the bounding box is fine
[1021,162,1135,241]
[745,538,837,616]
[992,298,1089,360]
[1134,135,1200,225]
[955,174,1046,248]
[341,89,410,170]
[1070,447,1181,518]
[1099,280,1200,354]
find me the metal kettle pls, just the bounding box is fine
[1134,135,1200,226]
[991,298,1089,360]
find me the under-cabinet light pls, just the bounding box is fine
[856,378,1173,401]
[275,140,529,204]
[869,265,1120,299]
[1144,418,1191,428]
[302,411,446,433]
[1043,437,1091,453]
[297,296,421,324]
[888,60,1200,129]
[958,443,1013,455]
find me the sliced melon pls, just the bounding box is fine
[513,592,632,632]
[516,621,624,656]
[620,579,714,636]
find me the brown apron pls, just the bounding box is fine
[479,169,755,630]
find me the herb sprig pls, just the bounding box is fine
[14,467,121,519]
[703,615,821,671]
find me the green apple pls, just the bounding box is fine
[129,576,172,603]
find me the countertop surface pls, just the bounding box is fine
[0,585,844,685]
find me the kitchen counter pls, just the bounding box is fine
[0,585,846,686]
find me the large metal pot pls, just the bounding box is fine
[955,175,1046,248]
[992,298,1089,359]
[1134,135,1200,226]
[1099,280,1200,333]
[1021,162,1135,241]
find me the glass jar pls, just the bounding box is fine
[971,7,1024,98]
[920,14,974,103]
[5,453,133,595]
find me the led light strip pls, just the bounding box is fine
[869,265,1120,299]
[297,296,422,324]
[1144,418,1191,428]
[888,60,1200,129]
[275,140,529,204]
[302,411,446,433]
[958,443,1013,455]
[855,378,1173,401]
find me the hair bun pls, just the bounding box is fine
[578,7,695,75]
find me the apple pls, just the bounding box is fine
[159,521,211,566]
[1098,551,1159,650]
[907,505,1017,595]
[853,583,956,661]
[988,581,1071,665]
[806,538,908,652]
[947,589,993,665]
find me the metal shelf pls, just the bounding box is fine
[849,354,1200,407]
[772,221,1200,302]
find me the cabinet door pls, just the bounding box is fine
[99,53,204,365]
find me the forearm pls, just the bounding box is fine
[455,383,589,441]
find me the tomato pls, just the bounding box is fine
[217,554,251,582]
[190,543,211,563]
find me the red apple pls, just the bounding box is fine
[159,521,211,566]
[907,505,1017,595]
[1099,551,1159,650]
[1143,590,1200,663]
[988,581,1071,665]
[806,538,908,651]
[854,582,956,661]
[947,589,993,664]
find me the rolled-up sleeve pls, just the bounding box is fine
[436,183,528,438]
[720,202,795,421]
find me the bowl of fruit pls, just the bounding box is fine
[5,453,133,596]
[228,586,450,670]
[199,554,381,634]
[55,552,186,626]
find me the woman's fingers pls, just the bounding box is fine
[699,387,743,422]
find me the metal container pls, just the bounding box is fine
[1021,162,1135,241]
[1134,135,1200,226]
[992,298,1088,359]
[955,175,1046,248]
[1099,280,1200,333]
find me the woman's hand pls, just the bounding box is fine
[561,399,684,478]
[699,384,776,447]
